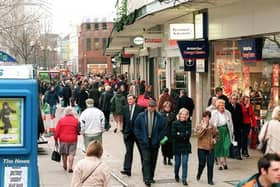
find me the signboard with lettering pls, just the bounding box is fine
[4,166,28,187]
[170,24,194,40]
[238,38,263,62]
[177,40,209,72]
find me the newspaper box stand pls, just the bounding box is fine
[0,65,38,187]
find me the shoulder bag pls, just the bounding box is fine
[81,161,102,184]
[257,121,270,154]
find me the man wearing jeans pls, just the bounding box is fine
[134,100,167,186]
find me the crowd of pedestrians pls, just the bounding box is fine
[39,73,280,187]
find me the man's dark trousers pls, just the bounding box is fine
[123,134,143,173]
[141,140,159,183]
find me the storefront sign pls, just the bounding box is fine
[144,38,162,48]
[177,40,209,72]
[238,38,263,62]
[170,24,194,40]
[132,36,144,45]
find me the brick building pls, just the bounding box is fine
[78,20,113,75]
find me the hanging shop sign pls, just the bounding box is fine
[177,40,209,72]
[132,36,144,45]
[169,24,194,40]
[144,38,162,48]
[238,38,263,62]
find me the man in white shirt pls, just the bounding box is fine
[79,98,105,149]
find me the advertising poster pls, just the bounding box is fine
[38,72,50,83]
[0,98,23,146]
[4,166,28,187]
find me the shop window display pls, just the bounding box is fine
[213,35,280,122]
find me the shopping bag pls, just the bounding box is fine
[229,142,239,159]
[42,103,50,114]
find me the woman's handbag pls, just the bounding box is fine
[257,122,270,154]
[51,144,61,162]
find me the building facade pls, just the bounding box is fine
[78,20,113,75]
[106,0,280,125]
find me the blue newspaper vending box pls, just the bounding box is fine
[0,65,39,187]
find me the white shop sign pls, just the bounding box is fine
[169,23,194,40]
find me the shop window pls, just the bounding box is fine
[172,57,187,93]
[213,35,280,121]
[158,58,166,94]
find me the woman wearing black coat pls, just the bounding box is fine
[171,108,192,186]
[160,101,176,165]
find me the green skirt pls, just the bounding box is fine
[214,124,231,157]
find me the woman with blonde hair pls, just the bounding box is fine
[258,106,280,153]
[171,108,192,185]
[71,140,111,187]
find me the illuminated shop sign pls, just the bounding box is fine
[177,40,209,72]
[238,38,263,62]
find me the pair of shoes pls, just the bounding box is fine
[223,165,228,170]
[175,175,179,182]
[68,169,73,173]
[168,159,172,165]
[114,128,117,133]
[182,181,188,186]
[120,170,131,176]
[208,181,214,185]
[219,166,223,170]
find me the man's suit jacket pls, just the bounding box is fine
[122,104,144,138]
[134,110,167,149]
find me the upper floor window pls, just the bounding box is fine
[86,23,91,31]
[94,23,99,31]
[102,23,107,30]
[94,38,99,50]
[102,38,107,50]
[86,38,91,51]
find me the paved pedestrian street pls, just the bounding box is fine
[39,106,262,187]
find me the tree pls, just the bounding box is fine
[0,0,50,64]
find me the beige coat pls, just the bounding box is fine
[71,157,111,187]
[196,120,219,151]
[258,119,280,154]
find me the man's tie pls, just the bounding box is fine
[129,106,132,120]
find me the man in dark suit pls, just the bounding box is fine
[120,94,144,176]
[226,94,243,160]
[134,100,167,186]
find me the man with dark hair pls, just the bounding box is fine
[236,153,280,187]
[120,94,144,176]
[207,87,229,106]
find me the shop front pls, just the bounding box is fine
[212,34,280,122]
